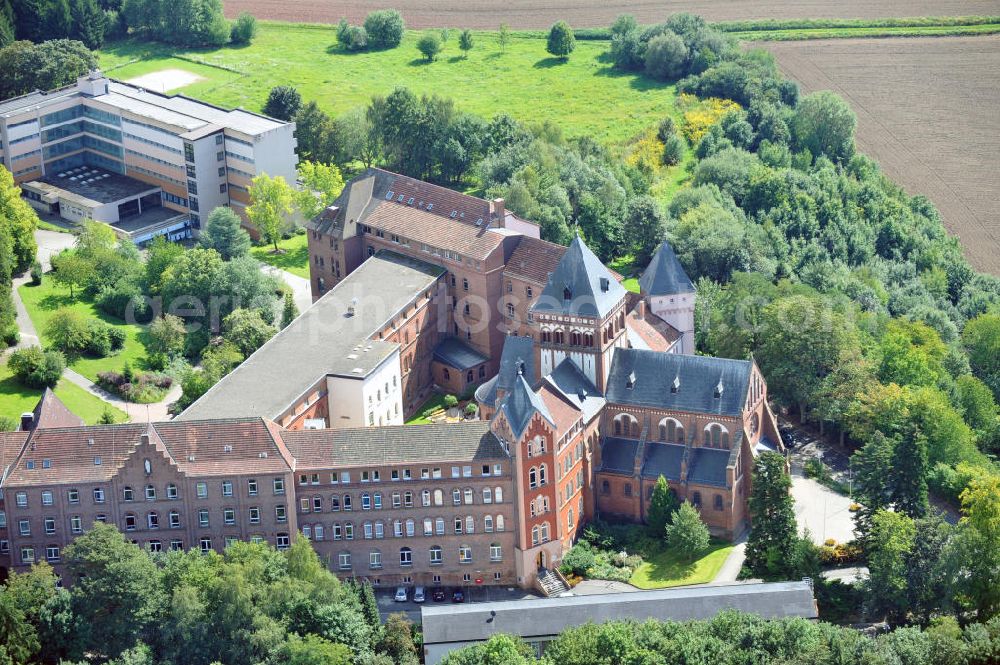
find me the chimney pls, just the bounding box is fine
[20,412,34,431]
[636,299,646,320]
[491,198,506,227]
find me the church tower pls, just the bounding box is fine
[639,241,696,354]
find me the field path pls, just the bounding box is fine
[224,0,1000,29]
[765,35,1000,274]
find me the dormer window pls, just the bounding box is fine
[563,286,572,301]
[671,375,680,393]
[599,277,609,292]
[626,371,636,389]
[714,380,724,399]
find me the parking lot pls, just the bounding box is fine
[375,584,542,623]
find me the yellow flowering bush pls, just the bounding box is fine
[679,94,741,143]
[625,128,665,174]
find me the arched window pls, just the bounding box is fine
[485,515,494,532]
[539,464,547,485]
[714,494,724,511]
[166,483,178,499]
[750,413,760,436]
[567,508,574,529]
[314,524,324,541]
[705,423,729,447]
[435,517,445,535]
[466,370,474,383]
[490,542,502,561]
[452,488,462,505]
[483,488,492,504]
[405,518,415,536]
[463,488,473,504]
[429,545,442,565]
[422,489,431,506]
[540,522,550,542]
[331,496,340,511]
[145,484,156,501]
[529,467,538,489]
[601,480,610,494]
[495,487,503,503]
[531,525,540,545]
[454,517,463,534]
[423,518,433,536]
[659,418,684,443]
[123,486,134,501]
[400,547,412,566]
[496,515,505,532]
[434,489,443,506]
[614,414,638,437]
[342,494,352,510]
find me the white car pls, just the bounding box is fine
[394,586,408,602]
[413,586,426,603]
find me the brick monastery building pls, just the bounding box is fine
[0,169,783,591]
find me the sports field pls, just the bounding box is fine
[100,25,677,145]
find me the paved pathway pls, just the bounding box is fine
[821,566,868,585]
[61,369,181,423]
[713,532,748,582]
[260,265,313,314]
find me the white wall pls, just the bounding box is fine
[649,293,696,355]
[253,124,298,183]
[325,350,402,429]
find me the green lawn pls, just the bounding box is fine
[17,279,151,383]
[405,392,450,425]
[0,360,127,425]
[629,540,734,589]
[732,22,1000,41]
[251,234,310,279]
[99,24,678,145]
[609,255,641,294]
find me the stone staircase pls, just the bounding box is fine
[537,567,571,597]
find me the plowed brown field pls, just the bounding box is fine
[765,36,1000,274]
[222,0,1000,29]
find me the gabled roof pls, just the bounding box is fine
[499,374,554,439]
[32,388,85,429]
[639,241,694,296]
[626,307,680,352]
[606,348,751,418]
[544,357,605,423]
[504,236,567,284]
[283,421,506,468]
[475,336,536,408]
[532,235,626,319]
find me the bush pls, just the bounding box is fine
[44,309,91,355]
[108,327,126,351]
[363,9,404,49]
[96,279,147,320]
[262,85,302,121]
[560,541,597,577]
[464,402,478,416]
[230,12,257,45]
[547,21,576,59]
[8,346,66,388]
[443,394,459,409]
[416,32,441,61]
[662,132,685,165]
[30,260,43,285]
[656,116,676,142]
[644,32,688,81]
[84,319,113,357]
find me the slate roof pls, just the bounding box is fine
[1,418,293,486]
[641,442,685,480]
[499,374,554,439]
[503,236,567,284]
[599,437,639,474]
[532,235,626,319]
[639,241,695,296]
[307,168,505,262]
[179,250,443,421]
[544,357,605,423]
[282,421,506,468]
[421,581,818,646]
[686,446,732,487]
[433,337,489,371]
[475,336,536,408]
[606,348,751,418]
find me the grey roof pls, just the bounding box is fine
[606,349,751,418]
[687,447,732,487]
[282,421,506,468]
[499,374,554,439]
[0,86,79,116]
[33,167,158,204]
[544,358,605,423]
[433,337,488,371]
[641,442,684,480]
[421,581,818,645]
[475,336,536,407]
[531,235,626,319]
[599,437,639,474]
[179,250,443,421]
[639,241,694,296]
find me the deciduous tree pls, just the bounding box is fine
[247,174,295,252]
[546,21,575,59]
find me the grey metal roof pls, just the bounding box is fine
[33,167,158,204]
[433,337,489,371]
[499,374,554,439]
[639,241,694,296]
[641,441,684,480]
[606,349,751,418]
[544,358,605,423]
[179,250,443,421]
[599,436,639,474]
[531,235,626,319]
[282,421,507,468]
[421,581,818,645]
[475,336,536,407]
[687,447,732,487]
[0,87,79,116]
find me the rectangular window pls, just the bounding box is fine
[248,479,258,496]
[41,490,53,505]
[222,481,233,497]
[21,547,34,564]
[200,538,212,554]
[15,492,27,507]
[224,509,235,525]
[198,510,209,527]
[44,517,55,535]
[196,482,208,498]
[249,507,260,524]
[68,489,79,504]
[19,520,30,536]
[93,488,105,503]
[71,516,82,533]
[275,505,287,522]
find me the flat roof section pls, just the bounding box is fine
[34,167,159,205]
[178,250,445,422]
[422,581,818,646]
[110,206,184,234]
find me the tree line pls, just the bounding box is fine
[0,523,420,665]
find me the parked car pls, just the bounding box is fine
[394,586,408,602]
[413,586,426,603]
[432,588,447,602]
[452,588,465,603]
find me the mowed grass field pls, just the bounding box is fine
[0,360,127,425]
[99,24,678,144]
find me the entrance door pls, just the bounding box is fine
[536,550,546,570]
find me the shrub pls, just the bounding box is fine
[644,32,688,81]
[560,541,597,577]
[338,23,368,51]
[230,12,257,45]
[458,29,473,56]
[464,402,478,416]
[656,117,676,142]
[0,416,17,432]
[662,132,685,166]
[84,319,113,357]
[96,279,147,320]
[443,394,459,409]
[417,32,442,61]
[262,85,302,121]
[44,308,91,355]
[364,9,404,48]
[9,346,66,388]
[30,260,42,285]
[610,29,645,71]
[108,327,126,351]
[547,21,576,59]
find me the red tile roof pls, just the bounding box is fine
[365,200,504,261]
[384,171,492,225]
[538,384,583,437]
[626,306,680,353]
[504,236,567,284]
[33,388,84,429]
